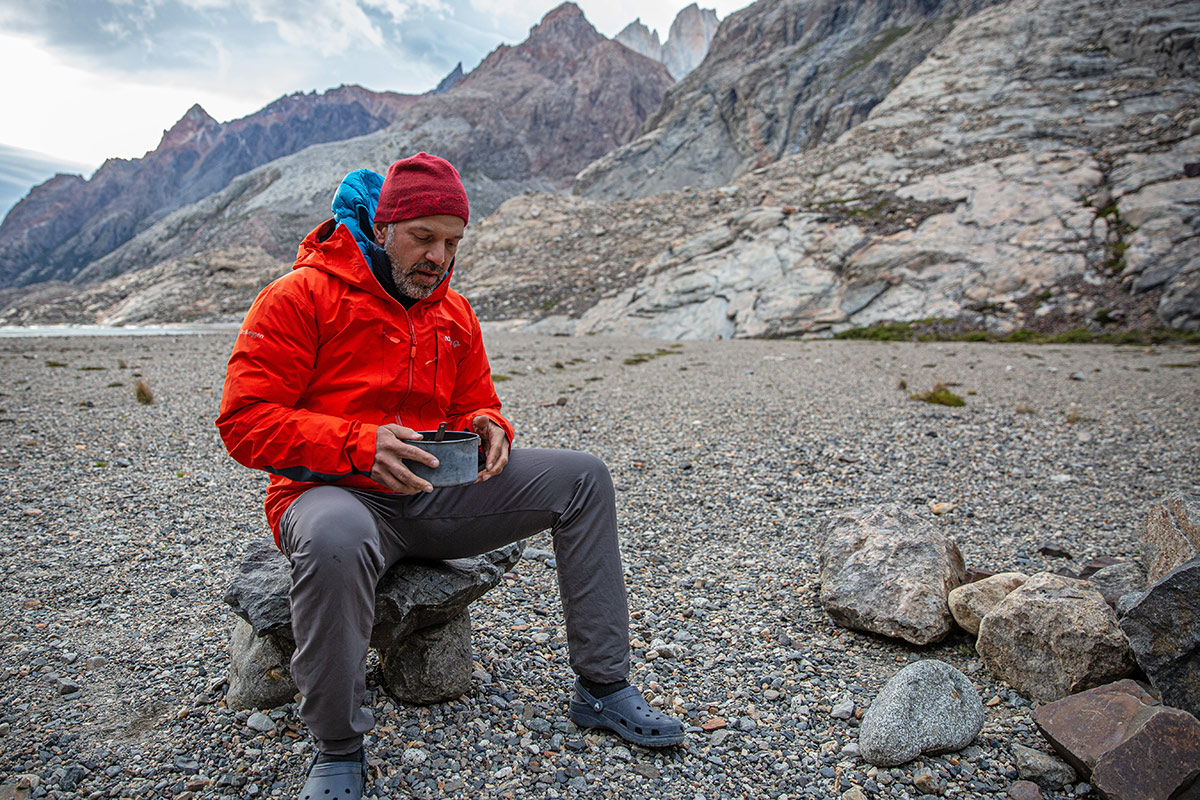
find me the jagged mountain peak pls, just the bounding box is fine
[524,2,605,50]
[466,2,616,84]
[615,4,719,79]
[157,104,220,151]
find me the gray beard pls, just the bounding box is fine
[392,260,442,300]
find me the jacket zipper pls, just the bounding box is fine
[394,306,418,425]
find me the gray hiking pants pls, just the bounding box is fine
[277,448,631,755]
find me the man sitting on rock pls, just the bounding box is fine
[216,153,683,800]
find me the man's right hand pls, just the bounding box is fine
[370,424,437,493]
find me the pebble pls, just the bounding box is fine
[0,333,1193,799]
[245,712,276,732]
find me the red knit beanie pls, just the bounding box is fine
[374,152,470,225]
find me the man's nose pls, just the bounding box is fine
[426,241,446,265]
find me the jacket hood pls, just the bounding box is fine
[294,168,452,305]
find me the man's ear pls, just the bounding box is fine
[372,222,389,246]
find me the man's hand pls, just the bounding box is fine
[370,424,437,493]
[473,417,510,483]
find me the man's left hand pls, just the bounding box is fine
[473,416,510,483]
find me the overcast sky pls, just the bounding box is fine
[0,0,747,174]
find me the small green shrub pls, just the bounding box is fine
[910,383,965,406]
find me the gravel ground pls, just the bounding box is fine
[1,331,1197,800]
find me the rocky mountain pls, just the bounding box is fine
[453,0,1199,336]
[3,0,1196,336]
[0,86,420,289]
[579,0,1006,200]
[615,4,720,79]
[0,2,673,323]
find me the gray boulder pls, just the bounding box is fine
[819,505,966,645]
[1011,743,1077,788]
[977,573,1134,702]
[1084,560,1147,609]
[1140,493,1200,584]
[859,659,985,767]
[224,538,522,708]
[1119,556,1200,718]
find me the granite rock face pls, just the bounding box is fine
[1119,556,1200,718]
[462,0,1200,337]
[616,4,720,80]
[1034,679,1200,800]
[947,572,1028,636]
[976,573,1135,702]
[858,659,985,766]
[818,505,965,645]
[578,0,1003,200]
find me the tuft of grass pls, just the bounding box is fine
[910,382,965,406]
[623,348,680,366]
[134,379,154,405]
[45,360,68,368]
[835,322,915,341]
[1015,404,1037,414]
[1065,409,1095,424]
[492,374,512,382]
[834,319,1200,346]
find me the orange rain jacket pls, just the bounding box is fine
[216,216,513,540]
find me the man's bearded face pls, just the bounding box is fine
[375,215,465,300]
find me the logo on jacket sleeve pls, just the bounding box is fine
[443,334,461,348]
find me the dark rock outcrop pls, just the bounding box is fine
[432,62,464,94]
[0,87,418,289]
[1120,556,1200,718]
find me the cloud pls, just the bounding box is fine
[0,0,747,168]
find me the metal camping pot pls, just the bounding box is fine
[403,430,480,487]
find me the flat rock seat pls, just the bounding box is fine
[223,539,523,709]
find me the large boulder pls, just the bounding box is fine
[223,539,523,707]
[1140,493,1200,584]
[1035,679,1200,800]
[858,659,985,767]
[976,573,1134,701]
[1119,556,1200,718]
[819,505,966,645]
[947,572,1028,635]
